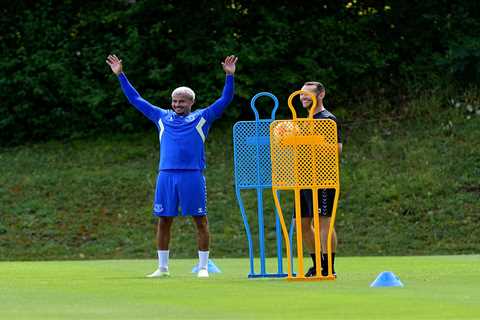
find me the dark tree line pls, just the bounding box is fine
[1,0,478,145]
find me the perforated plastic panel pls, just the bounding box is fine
[233,120,273,188]
[270,119,339,189]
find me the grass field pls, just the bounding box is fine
[1,108,479,260]
[1,255,479,319]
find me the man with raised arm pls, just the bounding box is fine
[106,54,238,278]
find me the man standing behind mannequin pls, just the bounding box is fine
[299,81,342,277]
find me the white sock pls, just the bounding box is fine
[157,250,169,271]
[198,251,209,270]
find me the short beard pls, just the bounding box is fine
[173,107,189,115]
[303,103,313,109]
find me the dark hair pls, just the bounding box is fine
[303,81,325,93]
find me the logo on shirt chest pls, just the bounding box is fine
[166,114,197,123]
[185,114,196,123]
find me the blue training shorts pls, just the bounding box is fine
[153,170,207,217]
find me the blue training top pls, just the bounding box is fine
[118,73,234,170]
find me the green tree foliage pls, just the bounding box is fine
[1,0,478,145]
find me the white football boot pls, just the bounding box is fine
[197,268,209,278]
[147,268,170,278]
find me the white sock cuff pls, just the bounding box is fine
[157,250,169,270]
[198,250,209,270]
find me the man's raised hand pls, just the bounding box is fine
[106,54,123,76]
[222,55,238,75]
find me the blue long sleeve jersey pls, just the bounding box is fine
[118,73,234,170]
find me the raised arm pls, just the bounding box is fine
[106,54,164,122]
[206,55,238,120]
